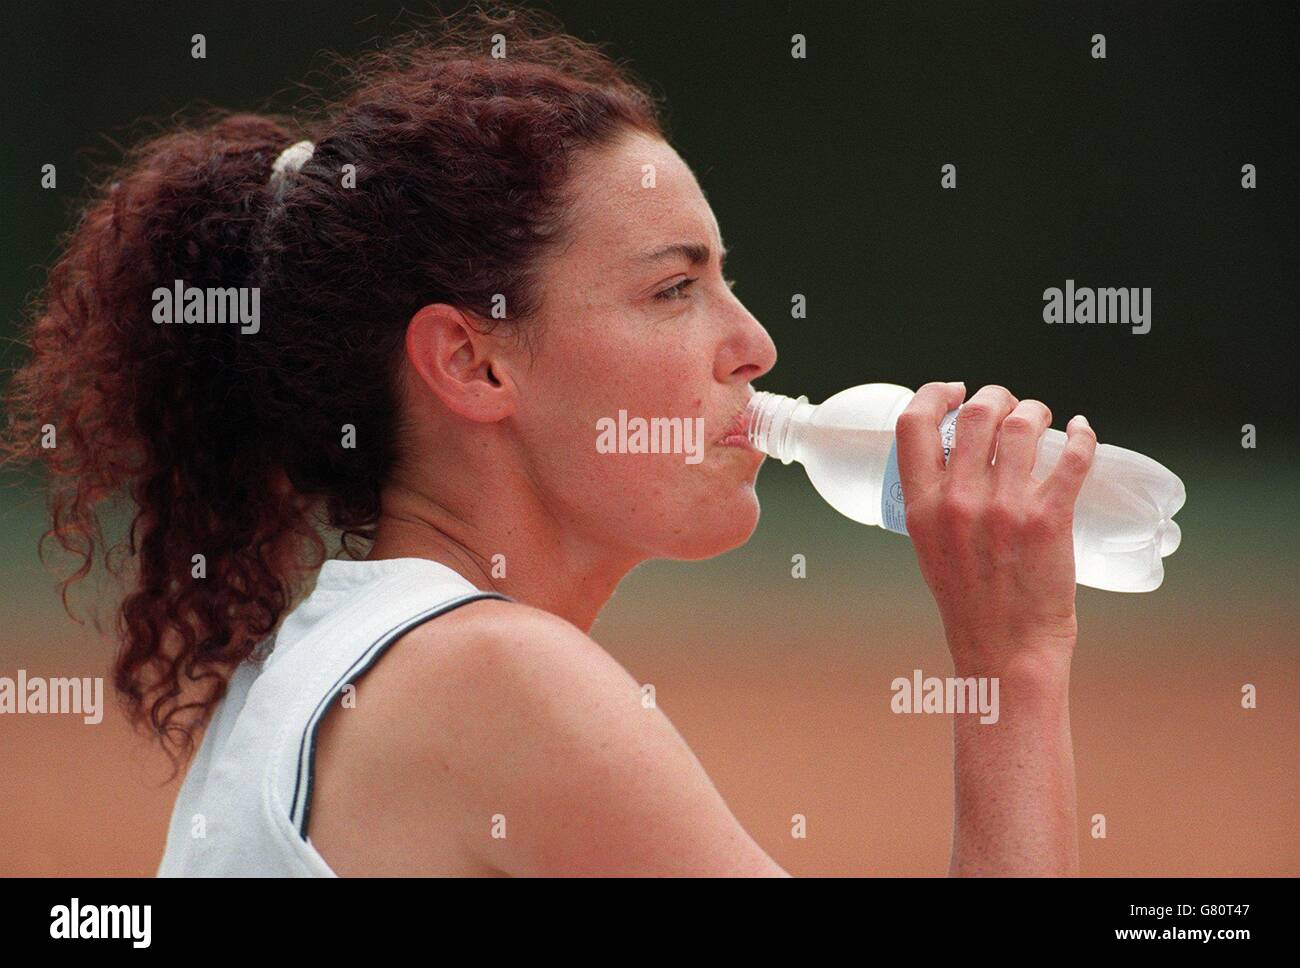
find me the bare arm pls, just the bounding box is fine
[949,655,1077,874]
[406,602,789,877]
[896,382,1097,876]
[402,382,1092,877]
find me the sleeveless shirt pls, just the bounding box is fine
[156,557,509,876]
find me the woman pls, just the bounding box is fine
[3,7,1095,876]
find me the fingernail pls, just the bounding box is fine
[947,381,965,389]
[1072,414,1090,429]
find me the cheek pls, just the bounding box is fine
[542,300,712,406]
[564,354,707,451]
[525,321,726,523]
[539,420,760,558]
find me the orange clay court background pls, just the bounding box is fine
[2,452,1296,876]
[0,0,1296,877]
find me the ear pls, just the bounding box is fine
[404,303,517,423]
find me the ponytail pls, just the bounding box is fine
[1,5,665,768]
[4,113,326,767]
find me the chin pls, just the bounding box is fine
[669,484,762,560]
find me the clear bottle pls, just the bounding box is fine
[744,384,1185,593]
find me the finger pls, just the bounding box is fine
[1041,414,1098,512]
[947,384,1018,479]
[895,381,967,497]
[993,399,1053,488]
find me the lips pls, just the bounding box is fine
[718,395,756,445]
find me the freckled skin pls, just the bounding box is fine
[310,129,784,876]
[311,129,1094,879]
[509,130,775,563]
[376,127,777,629]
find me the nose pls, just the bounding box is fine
[715,303,777,384]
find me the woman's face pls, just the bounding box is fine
[511,129,777,561]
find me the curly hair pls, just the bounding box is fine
[0,3,665,770]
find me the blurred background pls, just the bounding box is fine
[0,0,1295,875]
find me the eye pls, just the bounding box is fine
[654,277,697,301]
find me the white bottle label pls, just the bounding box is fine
[881,407,960,535]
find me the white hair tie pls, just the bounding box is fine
[268,140,315,200]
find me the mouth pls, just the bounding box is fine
[717,394,759,449]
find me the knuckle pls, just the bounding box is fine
[959,402,991,424]
[937,491,978,528]
[983,497,1021,531]
[1059,446,1092,476]
[1001,413,1036,436]
[895,410,923,432]
[981,384,1017,406]
[1024,504,1062,541]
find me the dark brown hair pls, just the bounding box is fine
[1,4,664,767]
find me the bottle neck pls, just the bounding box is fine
[745,391,816,465]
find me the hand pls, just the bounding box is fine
[895,382,1098,679]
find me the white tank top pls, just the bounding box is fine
[156,557,510,877]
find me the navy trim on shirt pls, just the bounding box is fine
[290,590,512,839]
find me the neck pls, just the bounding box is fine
[365,475,636,634]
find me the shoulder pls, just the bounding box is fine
[399,596,631,708]
[375,597,784,876]
[391,597,650,776]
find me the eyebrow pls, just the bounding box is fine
[635,241,728,268]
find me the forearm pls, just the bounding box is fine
[948,653,1078,876]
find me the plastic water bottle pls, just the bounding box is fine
[744,384,1185,593]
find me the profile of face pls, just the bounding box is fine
[510,129,777,562]
[400,128,774,566]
